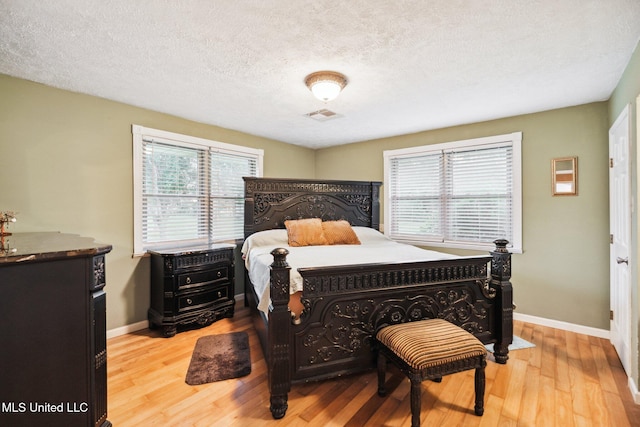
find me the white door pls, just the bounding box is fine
[609,104,632,375]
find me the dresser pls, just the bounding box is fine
[0,232,112,427]
[148,243,235,337]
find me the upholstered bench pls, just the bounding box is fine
[376,318,488,427]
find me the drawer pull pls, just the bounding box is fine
[217,271,222,278]
[185,277,191,284]
[186,298,193,305]
[217,291,222,298]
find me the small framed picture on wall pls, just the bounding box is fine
[552,157,577,196]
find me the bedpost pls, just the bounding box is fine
[490,239,513,364]
[268,248,292,419]
[370,182,381,230]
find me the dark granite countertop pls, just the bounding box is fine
[0,232,112,264]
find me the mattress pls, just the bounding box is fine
[242,226,457,313]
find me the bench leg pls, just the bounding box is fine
[474,366,486,416]
[377,351,387,396]
[410,378,422,427]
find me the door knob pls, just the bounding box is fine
[616,257,629,264]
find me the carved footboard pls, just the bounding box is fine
[266,240,513,419]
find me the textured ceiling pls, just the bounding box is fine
[1,1,640,149]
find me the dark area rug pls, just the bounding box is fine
[185,331,251,385]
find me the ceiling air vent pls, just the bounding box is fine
[305,109,342,122]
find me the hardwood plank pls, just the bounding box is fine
[365,390,403,426]
[574,413,594,427]
[501,358,527,421]
[554,328,572,393]
[497,415,518,426]
[528,324,544,369]
[591,341,619,394]
[517,364,540,425]
[343,380,389,427]
[536,375,556,426]
[602,389,632,427]
[308,375,371,427]
[584,380,612,426]
[298,379,351,422]
[434,372,476,426]
[488,353,512,400]
[478,395,503,427]
[577,334,599,382]
[540,326,557,378]
[555,388,575,427]
[332,375,380,426]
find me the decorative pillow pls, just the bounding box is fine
[322,220,361,245]
[284,218,328,247]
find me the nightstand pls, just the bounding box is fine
[148,243,235,337]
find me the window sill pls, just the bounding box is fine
[390,237,522,254]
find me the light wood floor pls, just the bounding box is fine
[107,301,640,426]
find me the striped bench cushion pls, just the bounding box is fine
[376,318,487,370]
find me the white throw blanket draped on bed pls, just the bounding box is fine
[241,227,457,313]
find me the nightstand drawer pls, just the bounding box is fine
[178,286,229,312]
[177,266,228,290]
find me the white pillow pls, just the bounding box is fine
[352,227,393,244]
[241,229,289,255]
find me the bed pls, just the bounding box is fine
[242,177,513,419]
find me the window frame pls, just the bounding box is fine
[132,125,263,256]
[383,132,522,253]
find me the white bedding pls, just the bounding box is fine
[241,227,457,313]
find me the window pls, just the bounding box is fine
[132,125,263,255]
[384,132,522,252]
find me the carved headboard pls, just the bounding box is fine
[243,177,382,238]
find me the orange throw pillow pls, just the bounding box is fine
[322,220,361,245]
[284,218,328,247]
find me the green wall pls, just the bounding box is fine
[0,74,316,330]
[316,103,611,331]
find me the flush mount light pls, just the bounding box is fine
[304,71,347,102]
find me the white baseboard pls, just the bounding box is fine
[630,376,640,405]
[106,294,246,340]
[513,312,610,339]
[107,320,149,339]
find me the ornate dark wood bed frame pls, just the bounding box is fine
[243,177,513,419]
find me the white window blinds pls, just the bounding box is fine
[388,153,443,240]
[133,125,263,254]
[384,132,522,252]
[142,141,208,245]
[210,151,258,242]
[443,144,513,244]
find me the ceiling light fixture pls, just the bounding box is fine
[305,71,347,102]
